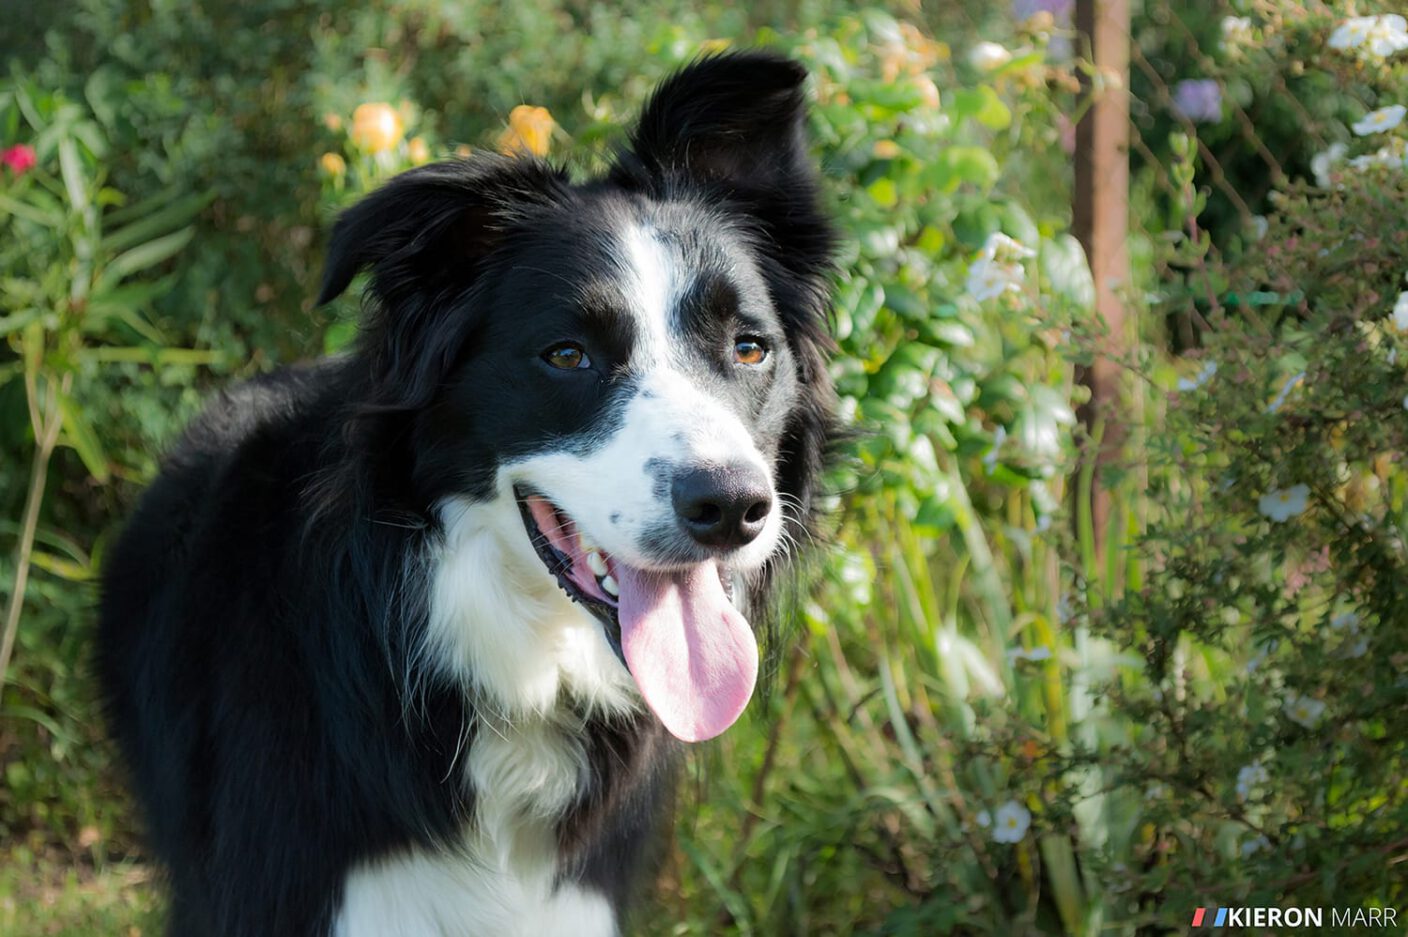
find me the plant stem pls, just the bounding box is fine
[0,376,66,694]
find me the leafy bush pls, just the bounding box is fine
[5,1,1406,934]
[0,78,210,853]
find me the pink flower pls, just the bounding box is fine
[2,144,37,175]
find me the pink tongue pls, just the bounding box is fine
[616,564,758,743]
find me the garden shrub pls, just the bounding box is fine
[4,0,1406,934]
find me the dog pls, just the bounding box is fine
[97,51,837,936]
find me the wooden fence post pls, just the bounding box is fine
[1073,0,1131,564]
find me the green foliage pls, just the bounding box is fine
[0,78,211,861]
[4,1,1406,935]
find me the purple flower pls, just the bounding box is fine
[1013,0,1073,21]
[1172,79,1222,123]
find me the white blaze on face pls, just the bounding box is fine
[506,222,776,742]
[509,223,780,571]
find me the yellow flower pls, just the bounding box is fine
[322,112,343,132]
[319,152,346,177]
[454,144,474,159]
[497,105,555,157]
[872,140,902,159]
[407,136,430,165]
[350,103,405,154]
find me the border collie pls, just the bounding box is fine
[98,52,836,936]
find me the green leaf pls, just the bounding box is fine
[57,392,111,483]
[866,176,898,208]
[82,276,178,334]
[84,65,123,130]
[95,225,195,291]
[30,549,93,582]
[0,308,41,337]
[1,704,77,747]
[104,183,186,226]
[101,192,210,255]
[1041,234,1095,311]
[914,494,957,533]
[951,86,1011,130]
[57,136,89,216]
[323,319,359,355]
[920,320,975,348]
[916,225,946,254]
[0,192,64,228]
[926,146,1000,193]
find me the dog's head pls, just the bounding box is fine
[318,53,836,740]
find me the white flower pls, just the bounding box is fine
[1352,104,1406,136]
[991,800,1032,843]
[966,233,1036,302]
[1236,762,1268,801]
[975,809,992,828]
[1249,215,1269,240]
[1266,370,1304,413]
[1311,142,1348,187]
[1283,693,1326,729]
[1393,293,1408,332]
[1144,782,1167,801]
[970,41,1013,71]
[1368,16,1408,56]
[1221,16,1253,50]
[967,259,1015,302]
[1240,834,1271,857]
[1008,645,1053,663]
[1177,360,1218,392]
[1331,15,1408,58]
[1347,139,1407,170]
[1258,484,1309,522]
[1330,16,1374,50]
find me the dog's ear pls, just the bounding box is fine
[317,157,565,307]
[317,157,567,409]
[612,51,815,196]
[616,52,839,531]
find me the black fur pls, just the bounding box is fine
[98,51,836,936]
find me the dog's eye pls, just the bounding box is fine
[733,337,768,366]
[543,343,591,370]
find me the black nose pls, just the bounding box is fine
[671,464,773,549]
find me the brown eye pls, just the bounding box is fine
[543,343,590,370]
[734,337,768,366]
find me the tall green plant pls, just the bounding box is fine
[0,81,211,688]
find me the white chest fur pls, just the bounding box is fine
[334,717,616,937]
[335,492,636,936]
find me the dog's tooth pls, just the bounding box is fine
[586,551,608,577]
[600,574,619,597]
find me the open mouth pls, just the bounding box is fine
[516,489,627,662]
[514,486,760,743]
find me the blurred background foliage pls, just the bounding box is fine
[2,0,1406,934]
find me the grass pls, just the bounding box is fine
[0,848,161,936]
